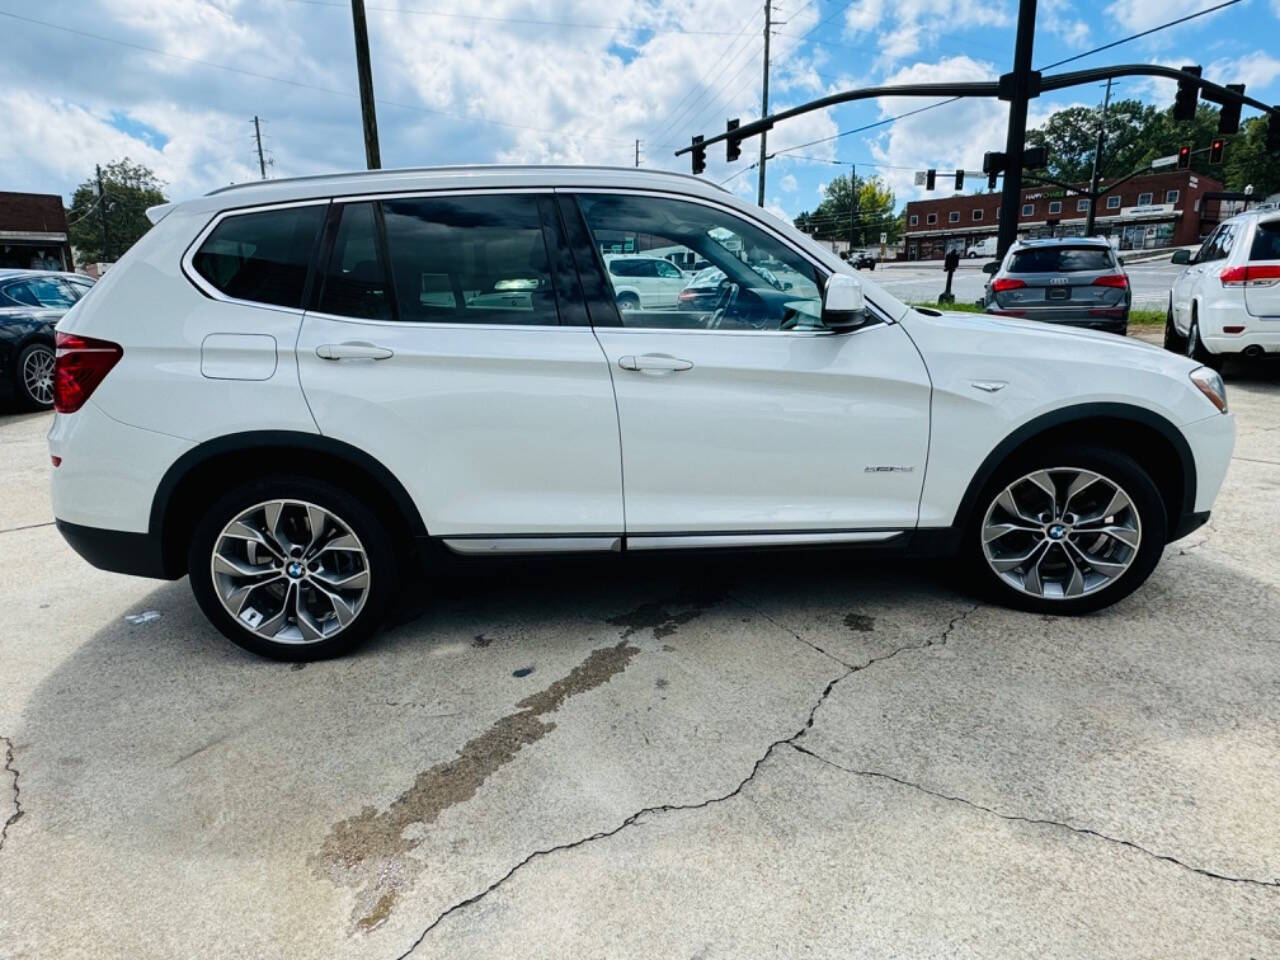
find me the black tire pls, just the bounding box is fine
[1186,311,1222,371]
[1163,306,1186,353]
[188,475,399,661]
[965,444,1167,615]
[616,293,640,312]
[15,341,55,410]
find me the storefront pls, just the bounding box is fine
[0,192,73,271]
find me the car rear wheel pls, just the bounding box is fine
[16,342,55,410]
[1186,313,1222,371]
[1163,306,1186,353]
[188,476,398,661]
[967,445,1166,614]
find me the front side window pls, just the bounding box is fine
[381,194,559,325]
[192,204,325,308]
[577,194,824,332]
[317,202,392,321]
[1,277,77,308]
[654,259,683,279]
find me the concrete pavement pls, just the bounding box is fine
[1,360,1278,958]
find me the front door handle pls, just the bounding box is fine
[618,353,694,373]
[316,341,394,361]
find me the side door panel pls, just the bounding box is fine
[295,194,624,538]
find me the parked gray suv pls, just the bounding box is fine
[982,237,1130,335]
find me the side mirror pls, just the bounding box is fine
[1170,249,1191,265]
[981,261,999,275]
[822,274,867,331]
[1116,256,1125,266]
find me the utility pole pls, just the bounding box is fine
[1084,77,1112,237]
[997,0,1037,258]
[350,0,381,170]
[253,115,268,180]
[848,162,857,255]
[635,139,642,168]
[757,0,772,207]
[95,164,111,263]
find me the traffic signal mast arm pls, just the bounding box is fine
[676,64,1276,158]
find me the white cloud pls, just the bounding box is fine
[1207,51,1280,91]
[1103,0,1235,32]
[780,173,798,192]
[843,0,1012,64]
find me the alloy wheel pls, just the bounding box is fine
[981,467,1141,599]
[22,345,55,406]
[210,499,371,644]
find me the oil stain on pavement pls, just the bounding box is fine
[312,640,641,931]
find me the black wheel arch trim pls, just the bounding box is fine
[149,430,429,575]
[946,402,1197,544]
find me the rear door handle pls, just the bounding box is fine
[316,341,394,361]
[618,353,694,373]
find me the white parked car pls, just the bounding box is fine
[49,165,1234,661]
[1166,206,1280,367]
[601,254,688,310]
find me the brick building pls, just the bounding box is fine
[0,191,73,271]
[902,169,1223,260]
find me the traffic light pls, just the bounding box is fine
[1174,65,1202,122]
[726,119,742,163]
[1209,138,1225,164]
[954,169,964,190]
[691,135,706,176]
[1022,145,1048,169]
[925,168,936,190]
[1177,144,1192,169]
[983,151,1004,189]
[1218,84,1245,135]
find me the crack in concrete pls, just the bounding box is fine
[790,743,1280,891]
[0,520,54,536]
[1232,455,1280,468]
[393,602,980,956]
[1,735,23,853]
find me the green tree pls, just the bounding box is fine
[66,158,167,263]
[793,173,898,246]
[1222,114,1280,198]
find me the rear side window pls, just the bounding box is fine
[1007,246,1113,273]
[192,205,325,308]
[1250,221,1280,261]
[381,194,559,325]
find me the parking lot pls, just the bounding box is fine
[2,352,1279,958]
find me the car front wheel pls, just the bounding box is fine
[188,476,398,660]
[968,446,1166,614]
[1163,306,1186,353]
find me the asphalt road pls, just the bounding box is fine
[871,256,1185,309]
[2,349,1279,958]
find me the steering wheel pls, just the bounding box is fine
[706,281,740,329]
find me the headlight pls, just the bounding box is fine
[1189,366,1228,414]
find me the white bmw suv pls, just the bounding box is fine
[1166,205,1280,366]
[49,166,1235,660]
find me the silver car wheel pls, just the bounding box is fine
[210,499,371,644]
[981,467,1141,599]
[22,345,55,406]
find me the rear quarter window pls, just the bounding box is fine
[1007,247,1113,273]
[191,204,326,308]
[1250,220,1280,261]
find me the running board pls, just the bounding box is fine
[441,530,903,556]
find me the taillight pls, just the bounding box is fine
[1221,264,1280,287]
[991,278,1025,292]
[53,332,122,414]
[1092,274,1128,288]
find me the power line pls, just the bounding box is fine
[0,10,645,151]
[1037,0,1244,71]
[282,0,758,35]
[653,32,764,149]
[772,97,963,156]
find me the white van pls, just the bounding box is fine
[966,236,998,258]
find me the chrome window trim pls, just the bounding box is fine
[302,309,568,332]
[627,530,902,550]
[180,198,331,315]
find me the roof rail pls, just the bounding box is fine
[206,163,723,197]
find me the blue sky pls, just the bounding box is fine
[1,0,1277,222]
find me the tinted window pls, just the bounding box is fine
[654,260,683,278]
[382,195,558,325]
[2,277,76,308]
[1250,220,1280,261]
[317,202,392,321]
[192,204,325,308]
[1007,246,1113,273]
[578,194,824,331]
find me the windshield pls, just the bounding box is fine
[1007,247,1114,273]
